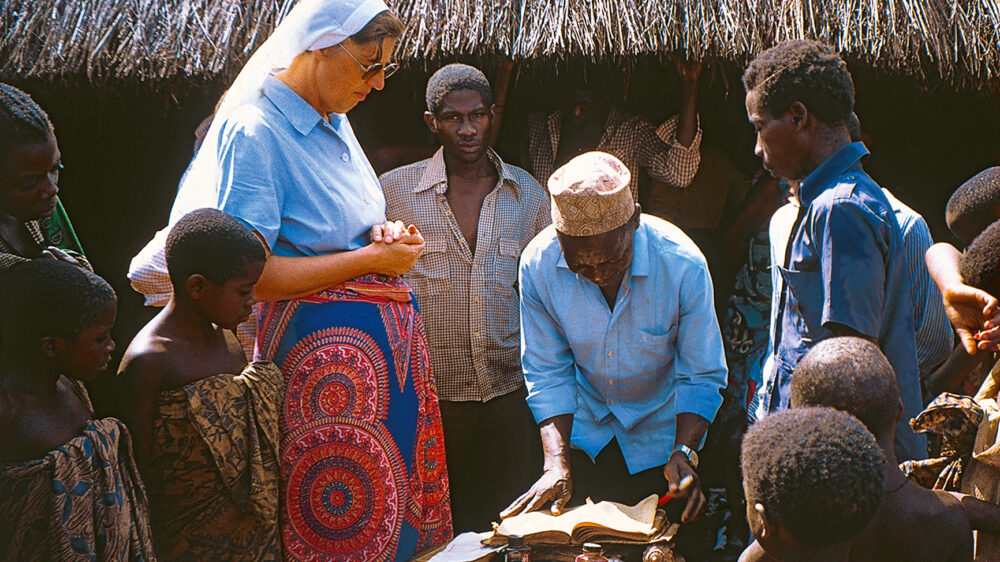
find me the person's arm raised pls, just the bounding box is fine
[254,223,424,302]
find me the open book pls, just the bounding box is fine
[487,494,669,546]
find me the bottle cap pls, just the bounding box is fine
[508,535,525,547]
[583,543,602,552]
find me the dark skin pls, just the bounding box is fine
[0,301,117,463]
[501,209,710,523]
[0,133,81,266]
[115,260,263,474]
[742,400,973,562]
[424,88,499,257]
[556,60,702,170]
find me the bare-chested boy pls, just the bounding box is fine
[115,208,280,560]
[0,260,156,560]
[740,407,885,562]
[741,337,974,561]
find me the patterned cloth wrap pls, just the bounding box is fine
[0,418,156,561]
[256,274,453,561]
[148,362,282,560]
[900,392,983,490]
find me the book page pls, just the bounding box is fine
[494,494,659,538]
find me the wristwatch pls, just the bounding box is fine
[671,444,699,469]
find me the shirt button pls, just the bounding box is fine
[473,297,480,303]
[472,264,479,270]
[341,153,350,162]
[609,379,615,386]
[445,209,452,216]
[473,331,480,338]
[608,351,613,358]
[609,399,616,406]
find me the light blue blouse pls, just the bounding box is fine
[215,75,386,256]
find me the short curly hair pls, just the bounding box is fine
[743,40,855,127]
[960,219,1000,295]
[0,260,116,341]
[165,208,266,291]
[946,167,1000,245]
[790,337,899,436]
[742,407,885,548]
[0,83,54,160]
[425,63,492,115]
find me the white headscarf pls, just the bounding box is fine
[167,0,389,224]
[128,0,390,308]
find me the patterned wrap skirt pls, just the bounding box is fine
[255,274,452,561]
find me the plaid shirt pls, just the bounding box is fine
[520,107,702,198]
[381,148,550,402]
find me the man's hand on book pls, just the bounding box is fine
[500,467,572,518]
[663,453,704,523]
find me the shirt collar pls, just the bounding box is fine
[261,75,328,136]
[556,220,650,278]
[798,142,869,205]
[413,147,520,196]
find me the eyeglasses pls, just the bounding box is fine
[339,44,399,80]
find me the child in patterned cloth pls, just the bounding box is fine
[115,208,281,560]
[0,260,156,561]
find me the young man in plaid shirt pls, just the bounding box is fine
[380,64,550,533]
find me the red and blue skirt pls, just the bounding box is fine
[256,274,452,561]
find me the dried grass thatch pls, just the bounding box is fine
[2,0,999,89]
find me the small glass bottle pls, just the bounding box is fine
[504,535,532,562]
[575,543,607,562]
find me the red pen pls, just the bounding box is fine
[658,474,694,506]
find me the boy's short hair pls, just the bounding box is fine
[425,63,492,115]
[0,260,115,341]
[946,167,1000,245]
[790,337,900,435]
[0,83,54,159]
[165,208,266,290]
[742,407,885,548]
[743,40,855,127]
[960,219,1000,294]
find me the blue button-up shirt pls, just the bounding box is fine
[519,216,727,474]
[215,75,386,256]
[764,142,925,460]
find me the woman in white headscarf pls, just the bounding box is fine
[128,1,453,559]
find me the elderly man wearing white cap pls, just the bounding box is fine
[502,151,727,529]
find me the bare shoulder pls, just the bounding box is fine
[117,324,172,393]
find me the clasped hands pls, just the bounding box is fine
[369,220,424,276]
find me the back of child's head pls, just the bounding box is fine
[790,337,900,436]
[0,83,54,160]
[742,407,885,550]
[0,260,116,343]
[165,208,266,291]
[960,219,1000,296]
[947,167,1000,245]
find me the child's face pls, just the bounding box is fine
[0,134,62,221]
[200,260,264,330]
[57,300,117,381]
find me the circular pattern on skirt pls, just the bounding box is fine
[284,418,404,560]
[282,328,389,428]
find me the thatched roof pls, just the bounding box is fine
[3,0,999,89]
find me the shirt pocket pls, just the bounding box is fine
[777,266,823,336]
[618,325,677,402]
[494,237,522,289]
[408,238,451,296]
